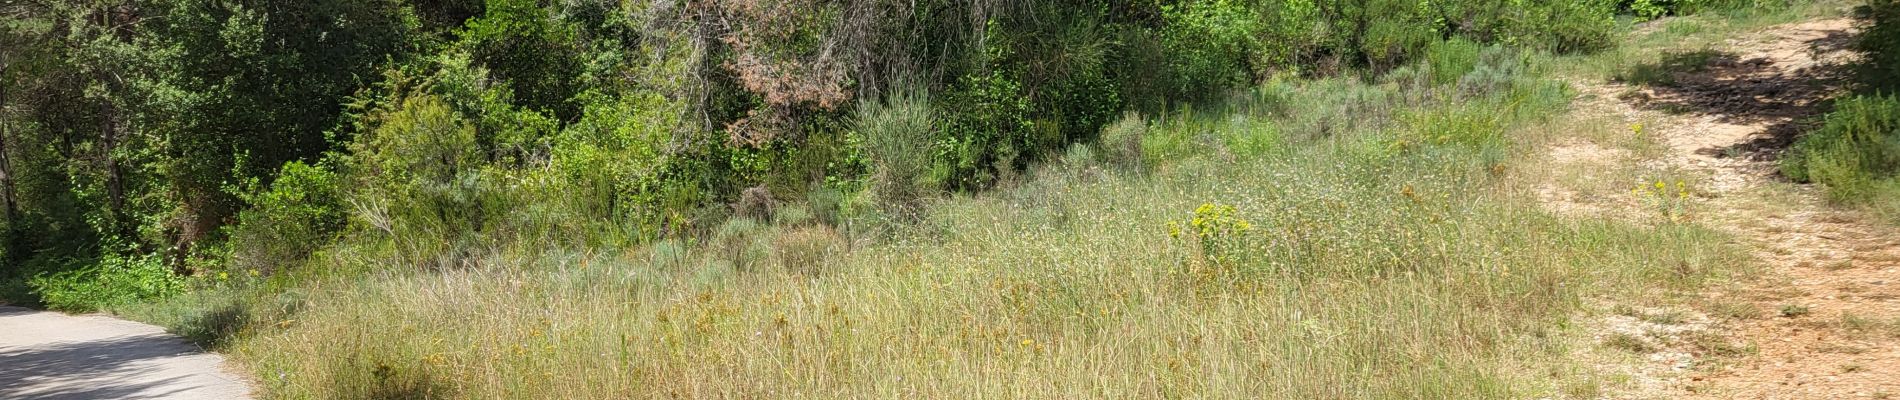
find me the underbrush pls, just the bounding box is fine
[1782,95,1900,219]
[168,48,1749,399]
[25,253,182,313]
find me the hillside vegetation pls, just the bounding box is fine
[1,0,1889,398]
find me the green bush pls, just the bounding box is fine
[1427,39,1487,86]
[1456,46,1532,98]
[459,0,586,120]
[940,63,1037,190]
[1623,0,1795,19]
[226,161,344,275]
[28,254,182,312]
[1161,0,1260,101]
[1781,95,1900,204]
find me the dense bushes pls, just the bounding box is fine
[0,0,1681,304]
[226,162,345,275]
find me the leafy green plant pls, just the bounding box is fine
[1161,0,1259,101]
[1629,0,1672,20]
[28,253,182,312]
[1427,39,1486,86]
[226,161,344,276]
[940,64,1035,190]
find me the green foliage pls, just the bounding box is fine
[460,0,587,121]
[940,66,1035,189]
[1161,0,1259,101]
[542,88,697,242]
[348,88,506,262]
[1781,95,1900,206]
[28,253,182,312]
[1632,0,1671,19]
[1619,0,1794,19]
[226,162,344,276]
[1858,0,1900,94]
[1428,39,1487,86]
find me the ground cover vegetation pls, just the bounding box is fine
[0,0,1867,398]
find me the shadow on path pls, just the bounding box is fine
[0,334,208,399]
[0,306,250,399]
[1616,27,1858,162]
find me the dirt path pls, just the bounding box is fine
[1562,17,1900,399]
[0,306,254,399]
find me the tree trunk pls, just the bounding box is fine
[100,99,125,219]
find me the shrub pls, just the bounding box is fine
[351,91,494,240]
[1623,0,1795,19]
[1168,203,1257,268]
[853,87,940,211]
[1455,46,1531,98]
[1427,39,1487,86]
[226,161,344,275]
[28,254,182,312]
[1161,0,1260,101]
[734,186,776,221]
[940,66,1035,190]
[1781,95,1900,204]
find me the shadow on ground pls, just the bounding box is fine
[0,335,207,400]
[1615,28,1859,162]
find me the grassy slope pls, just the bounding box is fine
[112,4,1857,399]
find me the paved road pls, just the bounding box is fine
[0,306,253,399]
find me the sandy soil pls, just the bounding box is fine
[0,306,254,399]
